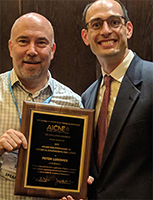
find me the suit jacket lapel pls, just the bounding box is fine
[82,75,103,177]
[100,54,143,171]
[84,75,102,109]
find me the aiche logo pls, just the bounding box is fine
[46,124,70,133]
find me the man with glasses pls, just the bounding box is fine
[61,0,153,199]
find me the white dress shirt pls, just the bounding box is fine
[94,50,134,131]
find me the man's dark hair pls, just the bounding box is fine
[82,0,130,27]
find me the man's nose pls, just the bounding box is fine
[99,21,112,36]
[26,43,38,56]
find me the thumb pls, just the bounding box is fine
[87,176,94,185]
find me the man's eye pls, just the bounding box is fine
[18,40,28,45]
[91,22,101,29]
[110,19,120,27]
[39,41,45,44]
[37,41,47,47]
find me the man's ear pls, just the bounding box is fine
[51,42,56,60]
[81,29,90,46]
[126,21,133,39]
[8,39,13,58]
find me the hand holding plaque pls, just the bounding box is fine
[15,101,94,199]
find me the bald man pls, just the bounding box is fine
[0,13,83,199]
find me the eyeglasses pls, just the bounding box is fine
[85,15,127,30]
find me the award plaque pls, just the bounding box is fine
[15,101,94,199]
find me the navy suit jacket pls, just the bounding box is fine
[81,54,153,199]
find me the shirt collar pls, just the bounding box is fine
[102,50,134,83]
[10,69,19,87]
[10,69,54,94]
[46,70,54,92]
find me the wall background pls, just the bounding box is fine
[0,0,152,95]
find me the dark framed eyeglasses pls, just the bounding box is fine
[85,15,127,30]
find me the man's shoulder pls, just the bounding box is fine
[82,77,101,98]
[142,60,153,71]
[133,54,153,68]
[0,71,9,85]
[51,78,83,108]
[128,54,153,82]
[136,57,153,79]
[0,71,9,79]
[53,78,79,96]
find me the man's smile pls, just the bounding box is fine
[98,39,117,47]
[23,60,41,64]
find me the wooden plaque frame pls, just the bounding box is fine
[15,101,94,199]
